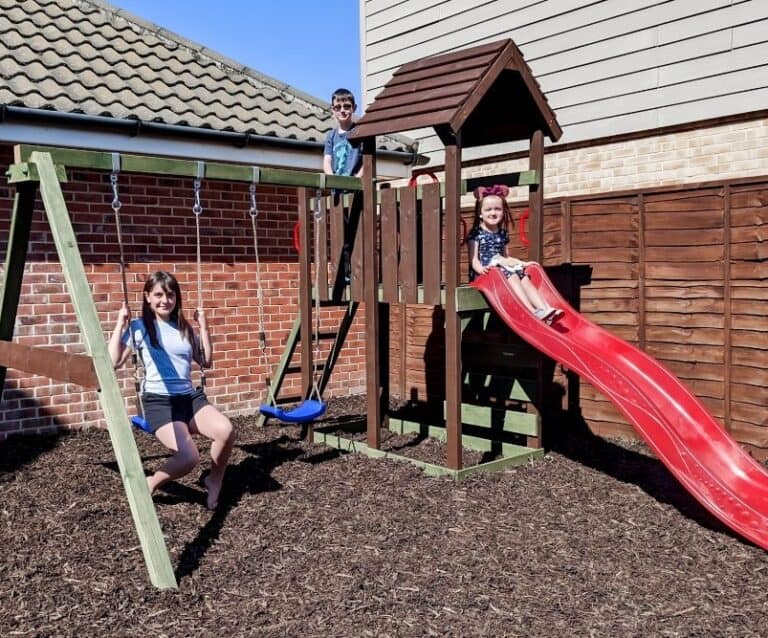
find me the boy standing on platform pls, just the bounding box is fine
[323,88,362,177]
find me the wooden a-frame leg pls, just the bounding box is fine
[0,182,36,395]
[32,151,177,590]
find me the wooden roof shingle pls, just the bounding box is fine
[352,39,562,147]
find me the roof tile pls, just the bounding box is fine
[0,0,416,153]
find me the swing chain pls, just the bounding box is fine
[313,188,323,221]
[192,178,203,216]
[249,182,258,218]
[110,173,122,211]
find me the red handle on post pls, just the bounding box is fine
[292,221,301,253]
[519,208,530,246]
[408,172,439,187]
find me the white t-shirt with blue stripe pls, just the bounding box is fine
[122,318,198,395]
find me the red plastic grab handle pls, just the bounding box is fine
[292,221,301,252]
[408,172,439,187]
[519,208,530,246]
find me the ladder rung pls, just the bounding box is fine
[286,362,327,375]
[297,332,338,341]
[274,394,303,405]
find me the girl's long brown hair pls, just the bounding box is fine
[141,271,194,349]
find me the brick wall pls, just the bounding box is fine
[0,144,367,437]
[460,117,768,204]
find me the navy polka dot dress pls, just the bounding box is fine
[467,227,510,281]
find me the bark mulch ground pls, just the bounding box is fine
[2,395,767,638]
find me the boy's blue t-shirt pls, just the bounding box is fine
[324,126,362,176]
[122,318,198,395]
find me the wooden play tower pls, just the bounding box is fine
[323,39,564,473]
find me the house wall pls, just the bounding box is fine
[0,144,368,438]
[361,0,768,165]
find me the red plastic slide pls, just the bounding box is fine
[471,266,768,550]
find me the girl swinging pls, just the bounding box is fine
[109,271,235,510]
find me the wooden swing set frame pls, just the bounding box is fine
[1,144,360,589]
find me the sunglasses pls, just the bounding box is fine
[332,103,354,112]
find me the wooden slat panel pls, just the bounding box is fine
[365,82,476,113]
[374,73,483,101]
[393,42,504,76]
[0,342,98,388]
[353,108,456,139]
[329,197,345,289]
[355,98,463,125]
[315,194,328,301]
[380,188,398,302]
[398,186,418,303]
[350,198,364,301]
[421,182,441,304]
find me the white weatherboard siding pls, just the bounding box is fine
[361,0,768,166]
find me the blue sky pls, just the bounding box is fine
[113,0,362,105]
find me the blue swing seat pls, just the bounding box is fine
[259,399,327,423]
[131,415,153,434]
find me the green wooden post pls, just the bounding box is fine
[30,152,177,589]
[0,182,36,393]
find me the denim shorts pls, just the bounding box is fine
[141,388,209,433]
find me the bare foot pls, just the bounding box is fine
[203,475,221,510]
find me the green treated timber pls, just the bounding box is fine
[410,171,539,200]
[452,404,537,436]
[312,429,542,480]
[329,170,539,208]
[396,400,538,437]
[329,283,489,310]
[31,151,177,590]
[255,313,302,427]
[388,419,543,458]
[6,162,67,184]
[462,373,536,402]
[455,286,490,312]
[0,182,37,392]
[15,144,361,191]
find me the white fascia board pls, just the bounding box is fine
[0,122,413,179]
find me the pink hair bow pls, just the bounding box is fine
[473,184,510,200]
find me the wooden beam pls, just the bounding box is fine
[723,184,732,433]
[0,182,36,394]
[14,144,361,191]
[362,138,381,449]
[30,151,177,590]
[0,342,98,388]
[6,162,67,184]
[528,130,544,263]
[297,188,314,403]
[443,134,463,471]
